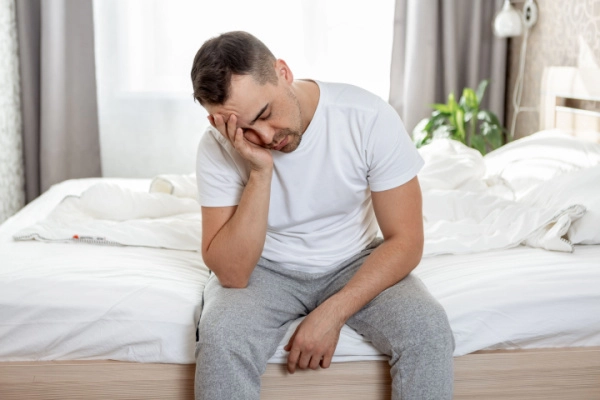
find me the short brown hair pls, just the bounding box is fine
[191,31,278,106]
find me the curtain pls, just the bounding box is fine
[389,0,507,134]
[15,0,101,202]
[0,0,25,224]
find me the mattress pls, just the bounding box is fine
[1,178,599,365]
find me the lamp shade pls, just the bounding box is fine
[493,0,523,37]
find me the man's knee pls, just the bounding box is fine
[383,277,454,355]
[396,298,455,358]
[198,294,252,347]
[421,301,454,353]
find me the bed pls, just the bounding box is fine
[1,66,599,399]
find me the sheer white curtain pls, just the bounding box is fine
[0,0,25,223]
[93,0,394,178]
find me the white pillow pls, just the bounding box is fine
[484,130,600,199]
[521,165,600,245]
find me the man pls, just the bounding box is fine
[190,31,454,399]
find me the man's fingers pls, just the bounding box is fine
[213,114,227,139]
[297,352,312,370]
[308,355,322,370]
[226,114,238,141]
[212,113,237,144]
[232,127,246,150]
[287,347,301,374]
[320,349,334,369]
[283,330,298,351]
[284,330,297,352]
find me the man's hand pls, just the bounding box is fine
[284,303,344,373]
[210,114,273,172]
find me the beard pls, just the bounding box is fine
[275,88,304,153]
[272,128,303,153]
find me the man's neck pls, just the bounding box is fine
[293,80,320,133]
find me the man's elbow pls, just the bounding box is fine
[410,235,425,267]
[218,275,250,289]
[203,257,252,289]
[207,266,251,289]
[413,235,424,260]
[386,233,423,270]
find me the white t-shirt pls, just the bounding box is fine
[196,81,424,273]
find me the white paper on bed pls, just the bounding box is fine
[13,183,202,251]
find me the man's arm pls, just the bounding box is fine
[201,114,273,288]
[285,176,423,372]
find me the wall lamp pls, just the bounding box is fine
[493,0,538,38]
[493,0,539,139]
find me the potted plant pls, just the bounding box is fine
[412,80,505,155]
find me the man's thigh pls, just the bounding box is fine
[198,264,308,351]
[313,244,452,355]
[346,273,452,355]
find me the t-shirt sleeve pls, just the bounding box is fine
[195,127,249,207]
[365,99,424,192]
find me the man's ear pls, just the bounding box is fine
[207,115,216,128]
[275,59,294,83]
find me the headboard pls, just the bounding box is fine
[540,66,600,142]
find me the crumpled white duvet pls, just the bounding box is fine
[13,183,201,251]
[418,136,594,255]
[13,130,600,256]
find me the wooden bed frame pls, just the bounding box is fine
[1,347,599,399]
[2,67,599,399]
[540,66,600,142]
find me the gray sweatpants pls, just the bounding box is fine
[195,241,455,399]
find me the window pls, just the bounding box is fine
[94,0,395,177]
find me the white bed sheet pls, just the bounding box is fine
[1,178,599,365]
[416,245,600,355]
[0,179,207,364]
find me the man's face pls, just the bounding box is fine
[206,72,304,153]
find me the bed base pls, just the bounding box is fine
[1,347,599,399]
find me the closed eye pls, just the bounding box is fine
[243,112,270,132]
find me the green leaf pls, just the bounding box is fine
[412,120,432,148]
[464,111,474,123]
[423,113,439,132]
[412,118,429,134]
[462,88,479,110]
[454,108,466,143]
[432,103,451,114]
[477,110,501,126]
[448,93,458,113]
[419,78,506,153]
[413,130,432,148]
[475,80,489,103]
[432,125,454,140]
[478,121,503,153]
[471,134,486,155]
[424,113,448,132]
[487,126,504,149]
